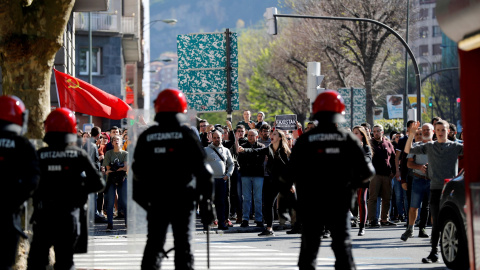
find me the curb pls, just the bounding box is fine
[194,223,292,235]
[93,218,293,236]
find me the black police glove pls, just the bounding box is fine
[199,199,215,226]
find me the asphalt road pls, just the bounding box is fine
[74,218,451,270]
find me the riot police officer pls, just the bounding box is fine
[27,108,105,270]
[283,90,375,270]
[132,88,214,270]
[0,96,40,270]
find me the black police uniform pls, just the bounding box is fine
[0,129,40,270]
[27,138,104,270]
[284,123,374,270]
[132,113,213,270]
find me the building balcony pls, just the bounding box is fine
[75,13,120,32]
[75,13,139,36]
[122,16,136,34]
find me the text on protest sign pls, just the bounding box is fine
[275,115,297,130]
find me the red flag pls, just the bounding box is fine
[54,69,132,120]
[125,85,134,105]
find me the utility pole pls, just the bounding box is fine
[403,0,409,128]
[225,28,233,122]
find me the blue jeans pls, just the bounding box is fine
[410,176,431,208]
[105,180,127,224]
[241,176,264,222]
[391,177,406,218]
[376,199,381,220]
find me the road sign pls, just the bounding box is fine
[187,92,240,112]
[177,31,239,113]
[386,94,404,119]
[83,123,94,133]
[337,88,366,129]
[177,33,238,69]
[178,69,238,94]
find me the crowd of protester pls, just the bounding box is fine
[78,126,130,231]
[80,111,464,246]
[193,111,464,244]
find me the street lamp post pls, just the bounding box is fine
[143,19,177,32]
[266,8,423,123]
[147,19,177,25]
[148,58,173,64]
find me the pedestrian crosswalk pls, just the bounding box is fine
[74,235,307,269]
[73,232,427,269]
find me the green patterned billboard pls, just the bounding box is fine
[177,32,239,112]
[337,88,366,129]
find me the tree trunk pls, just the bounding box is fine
[0,0,75,139]
[1,43,55,139]
[364,69,375,125]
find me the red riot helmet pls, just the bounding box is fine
[154,88,188,114]
[0,95,28,135]
[45,108,77,134]
[311,90,346,123]
[43,108,78,144]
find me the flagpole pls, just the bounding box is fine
[88,12,93,125]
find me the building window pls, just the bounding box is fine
[432,8,436,19]
[419,27,429,38]
[419,9,428,20]
[432,26,441,37]
[420,63,429,75]
[419,45,429,56]
[433,44,442,55]
[79,48,101,75]
[433,62,442,71]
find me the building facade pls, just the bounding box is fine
[74,0,143,130]
[412,0,444,75]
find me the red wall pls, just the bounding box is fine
[458,48,480,270]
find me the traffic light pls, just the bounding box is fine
[428,96,433,107]
[264,7,278,35]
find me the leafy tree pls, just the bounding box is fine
[198,112,228,128]
[238,25,311,126]
[0,0,75,138]
[423,72,460,125]
[285,0,410,124]
[374,118,404,135]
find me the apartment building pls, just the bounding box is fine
[74,0,143,129]
[412,0,444,75]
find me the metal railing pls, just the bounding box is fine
[75,13,138,35]
[122,16,136,34]
[75,13,119,32]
